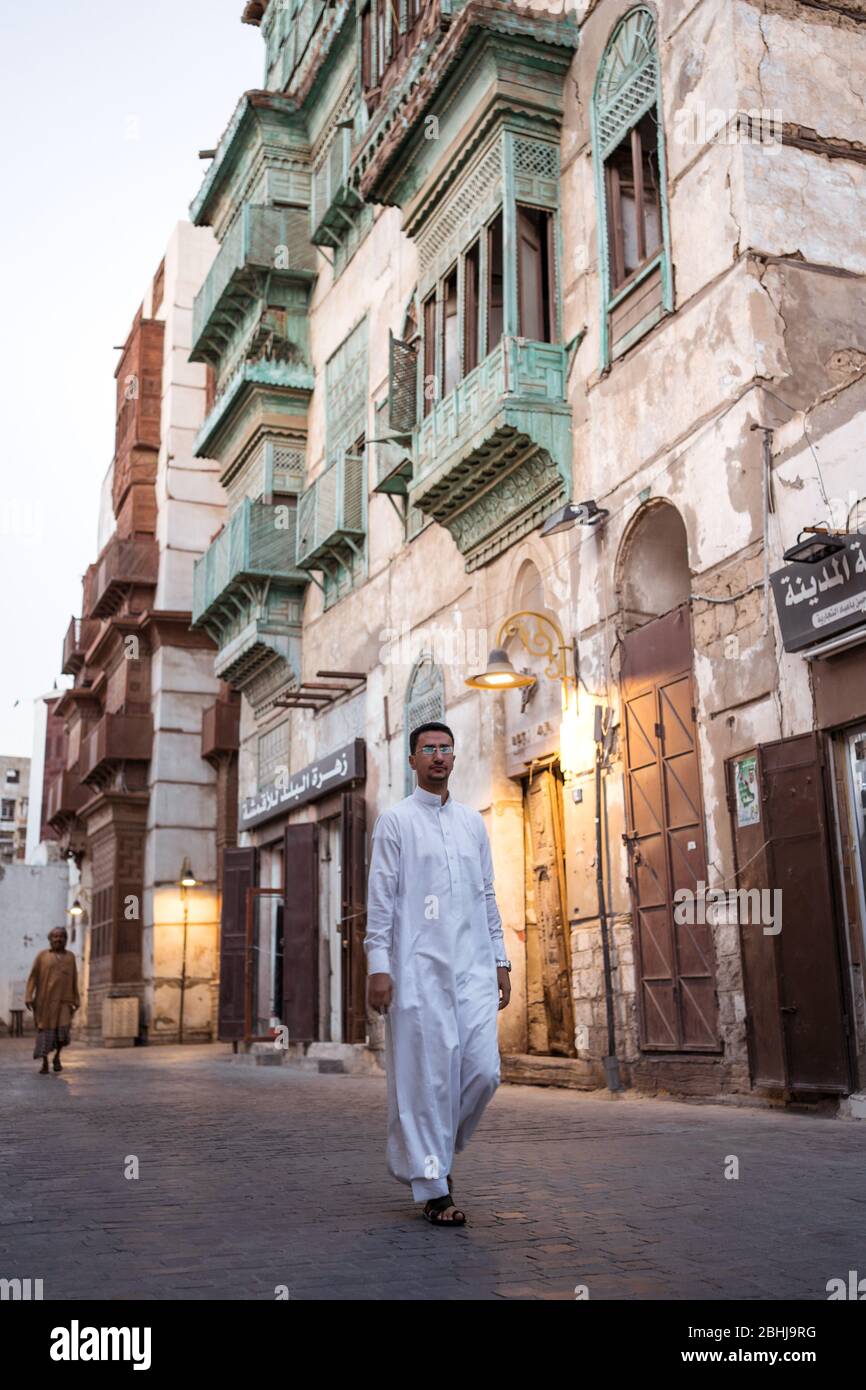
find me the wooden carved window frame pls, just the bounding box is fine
[592,5,673,368]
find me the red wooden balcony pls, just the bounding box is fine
[61,617,100,675]
[89,536,159,618]
[201,700,240,763]
[46,767,90,824]
[80,713,154,783]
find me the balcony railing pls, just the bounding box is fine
[191,204,316,360]
[201,700,241,762]
[47,767,90,824]
[192,497,306,627]
[412,337,569,489]
[408,336,572,570]
[80,713,153,784]
[89,537,159,619]
[62,617,100,675]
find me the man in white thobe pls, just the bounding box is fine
[365,721,511,1225]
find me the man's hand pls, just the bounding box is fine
[497,967,511,1011]
[25,1002,33,1012]
[368,972,393,1016]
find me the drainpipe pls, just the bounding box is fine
[595,704,622,1091]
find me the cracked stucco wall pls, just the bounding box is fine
[559,0,866,1089]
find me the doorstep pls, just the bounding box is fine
[501,1053,606,1091]
[228,1040,386,1076]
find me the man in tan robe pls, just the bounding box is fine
[26,927,80,1073]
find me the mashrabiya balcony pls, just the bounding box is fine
[61,616,100,675]
[191,204,317,366]
[80,714,154,784]
[47,767,90,825]
[296,451,365,576]
[407,336,572,571]
[88,536,159,619]
[192,497,308,688]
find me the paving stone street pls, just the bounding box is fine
[2,1038,865,1302]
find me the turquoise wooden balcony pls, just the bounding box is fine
[190,204,317,367]
[408,337,572,571]
[192,497,309,690]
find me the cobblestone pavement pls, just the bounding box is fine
[2,1038,864,1301]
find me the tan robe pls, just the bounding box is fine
[25,950,80,1030]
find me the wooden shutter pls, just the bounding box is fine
[283,823,319,1042]
[727,733,853,1092]
[388,329,417,435]
[341,791,368,1044]
[218,846,256,1041]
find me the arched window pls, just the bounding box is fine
[592,7,672,366]
[404,653,445,797]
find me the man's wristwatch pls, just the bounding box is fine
[495,958,512,971]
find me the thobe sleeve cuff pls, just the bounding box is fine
[365,946,391,976]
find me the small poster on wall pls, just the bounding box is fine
[735,753,760,827]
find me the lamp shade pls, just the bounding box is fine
[464,648,536,691]
[179,857,198,888]
[69,899,83,918]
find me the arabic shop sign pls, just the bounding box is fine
[770,534,866,653]
[240,738,366,829]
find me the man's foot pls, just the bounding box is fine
[52,1055,62,1072]
[39,1060,49,1074]
[423,1194,466,1226]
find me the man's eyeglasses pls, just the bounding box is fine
[418,744,453,757]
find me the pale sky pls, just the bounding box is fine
[0,0,262,755]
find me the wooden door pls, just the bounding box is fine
[524,765,575,1056]
[727,733,854,1092]
[341,791,368,1044]
[283,823,319,1043]
[217,846,256,1041]
[621,605,720,1051]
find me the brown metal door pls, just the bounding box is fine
[621,606,720,1051]
[341,791,368,1044]
[283,823,319,1043]
[217,846,256,1041]
[524,765,575,1056]
[729,734,853,1092]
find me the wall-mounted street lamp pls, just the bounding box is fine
[69,898,84,918]
[465,611,576,694]
[783,527,848,565]
[540,499,609,538]
[178,858,198,1045]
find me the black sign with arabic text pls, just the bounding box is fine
[770,533,866,652]
[240,738,366,829]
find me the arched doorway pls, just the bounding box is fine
[617,503,720,1053]
[504,559,576,1057]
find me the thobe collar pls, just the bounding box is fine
[413,785,451,810]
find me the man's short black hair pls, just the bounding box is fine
[409,721,455,755]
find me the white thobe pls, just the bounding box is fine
[365,785,505,1202]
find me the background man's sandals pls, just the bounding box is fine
[423,1193,466,1226]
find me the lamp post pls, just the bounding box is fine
[178,857,197,1045]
